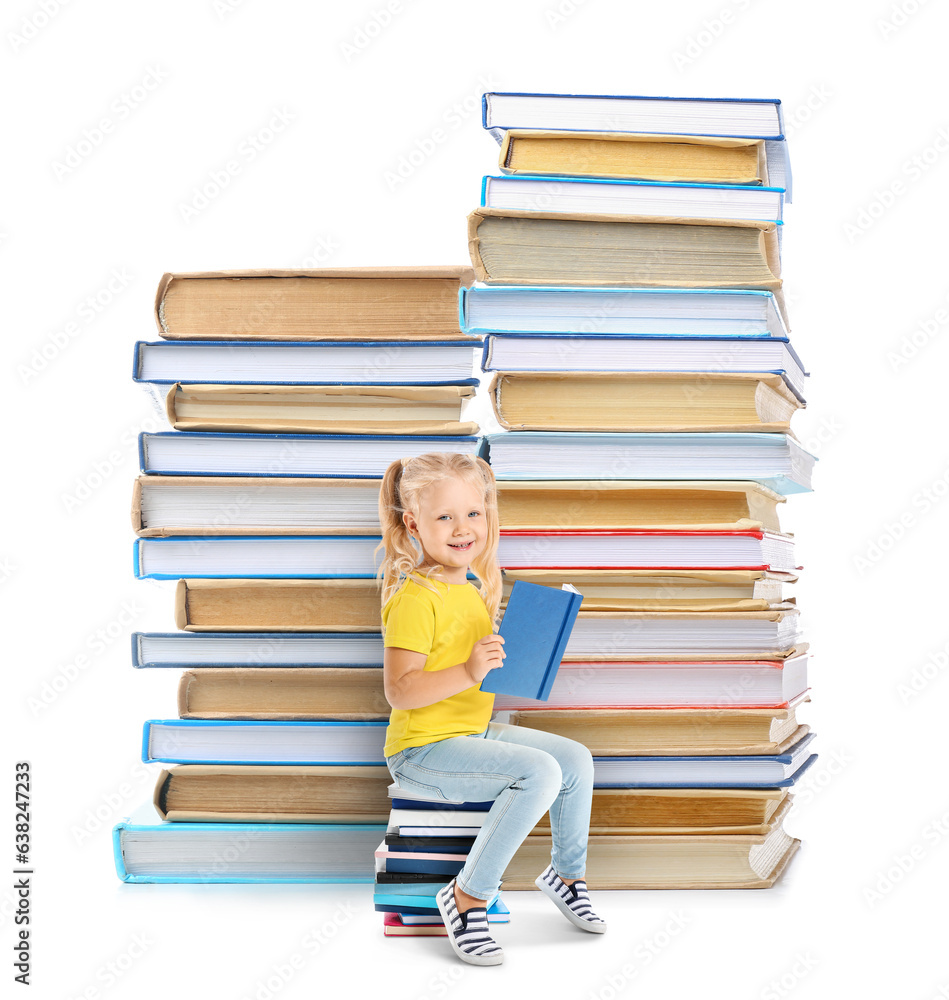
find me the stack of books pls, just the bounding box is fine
[116,267,483,885]
[467,91,817,889]
[374,784,511,936]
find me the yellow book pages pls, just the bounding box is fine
[155,266,476,340]
[154,764,393,821]
[468,209,782,290]
[489,371,800,432]
[176,667,389,719]
[508,709,804,755]
[166,383,478,435]
[503,822,800,889]
[501,130,768,184]
[531,787,789,835]
[175,578,383,631]
[495,480,784,532]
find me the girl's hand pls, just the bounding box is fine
[464,634,505,685]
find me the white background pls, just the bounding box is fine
[5,1,949,997]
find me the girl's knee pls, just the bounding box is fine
[517,749,563,797]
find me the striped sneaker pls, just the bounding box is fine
[535,865,607,933]
[435,879,504,966]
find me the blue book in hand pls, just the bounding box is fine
[479,580,583,701]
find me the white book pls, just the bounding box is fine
[482,175,784,222]
[139,432,481,477]
[133,632,385,668]
[133,339,480,384]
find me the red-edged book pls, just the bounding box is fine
[497,529,798,572]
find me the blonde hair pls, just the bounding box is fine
[376,452,502,623]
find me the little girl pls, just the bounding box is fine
[376,452,605,967]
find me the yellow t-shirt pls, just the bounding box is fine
[382,575,495,757]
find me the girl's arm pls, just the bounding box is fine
[384,635,505,711]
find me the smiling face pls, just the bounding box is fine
[403,476,488,584]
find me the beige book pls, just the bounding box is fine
[501,568,795,612]
[164,382,478,435]
[154,266,475,340]
[503,799,800,889]
[508,708,808,756]
[175,579,383,632]
[496,479,784,531]
[467,209,782,294]
[132,476,383,537]
[487,371,801,433]
[500,130,769,185]
[177,667,389,720]
[153,764,394,822]
[538,787,790,836]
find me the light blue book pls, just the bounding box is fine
[480,432,815,495]
[133,534,383,580]
[460,286,790,338]
[142,719,387,765]
[113,801,384,883]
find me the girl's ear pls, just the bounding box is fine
[402,510,417,537]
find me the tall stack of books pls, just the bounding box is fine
[465,91,816,888]
[116,268,486,895]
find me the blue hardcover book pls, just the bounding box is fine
[132,339,480,385]
[132,631,386,668]
[481,92,791,199]
[591,732,817,788]
[376,896,505,916]
[142,719,387,765]
[382,856,466,877]
[480,174,784,223]
[459,286,790,339]
[479,580,583,700]
[138,431,482,477]
[133,534,383,580]
[478,333,808,403]
[113,802,385,883]
[390,798,496,812]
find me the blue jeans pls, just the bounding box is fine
[385,722,594,901]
